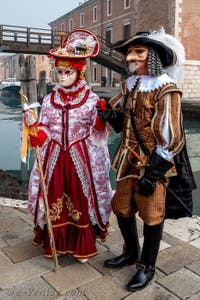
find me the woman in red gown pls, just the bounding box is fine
[27,29,112,262]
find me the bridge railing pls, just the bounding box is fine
[98,35,125,62]
[0,24,61,47]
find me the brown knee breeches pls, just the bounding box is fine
[111,177,167,225]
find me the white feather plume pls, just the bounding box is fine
[148,27,185,83]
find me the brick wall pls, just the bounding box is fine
[179,61,200,100]
[177,0,200,100]
[180,0,200,60]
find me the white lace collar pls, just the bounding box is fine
[126,74,175,92]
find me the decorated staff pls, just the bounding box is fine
[20,89,59,272]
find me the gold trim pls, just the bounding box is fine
[52,221,89,229]
[49,195,64,221]
[44,250,98,259]
[73,252,98,259]
[65,193,82,222]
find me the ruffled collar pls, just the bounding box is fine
[51,80,89,108]
[126,74,175,92]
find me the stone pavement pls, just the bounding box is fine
[0,198,200,300]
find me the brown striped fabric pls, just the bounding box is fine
[111,177,169,225]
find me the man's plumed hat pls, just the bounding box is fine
[111,28,185,67]
[111,27,185,81]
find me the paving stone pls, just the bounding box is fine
[186,258,200,276]
[43,262,102,295]
[111,265,165,290]
[2,239,42,263]
[0,218,33,246]
[109,265,137,286]
[2,230,34,246]
[0,250,13,267]
[1,206,200,300]
[187,292,200,300]
[57,254,77,268]
[189,237,200,250]
[0,256,53,289]
[157,242,200,274]
[0,207,27,221]
[0,207,18,221]
[123,283,180,299]
[0,277,58,300]
[103,229,124,256]
[139,237,171,251]
[79,274,129,300]
[96,237,111,254]
[108,212,119,231]
[15,207,34,226]
[16,207,28,214]
[162,231,182,247]
[164,218,199,242]
[88,246,118,276]
[55,289,87,300]
[157,268,200,299]
[0,237,8,248]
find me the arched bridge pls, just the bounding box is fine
[0,24,126,76]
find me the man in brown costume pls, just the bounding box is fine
[97,28,196,292]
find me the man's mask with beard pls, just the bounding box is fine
[126,45,149,75]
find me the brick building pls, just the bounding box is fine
[49,0,200,100]
[0,54,51,83]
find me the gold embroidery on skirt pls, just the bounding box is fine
[65,193,82,221]
[49,195,64,221]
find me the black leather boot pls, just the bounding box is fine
[127,222,164,291]
[127,262,155,291]
[104,215,140,268]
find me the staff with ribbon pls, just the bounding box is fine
[20,89,59,272]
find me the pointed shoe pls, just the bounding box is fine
[127,263,155,292]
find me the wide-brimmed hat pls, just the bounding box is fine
[49,28,100,60]
[110,30,177,68]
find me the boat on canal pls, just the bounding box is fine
[0,79,21,106]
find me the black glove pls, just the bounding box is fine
[138,152,173,197]
[97,101,123,133]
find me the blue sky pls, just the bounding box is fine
[0,0,81,29]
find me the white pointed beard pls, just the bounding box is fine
[128,62,138,74]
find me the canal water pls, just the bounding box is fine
[0,95,200,215]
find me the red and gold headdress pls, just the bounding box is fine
[49,29,100,80]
